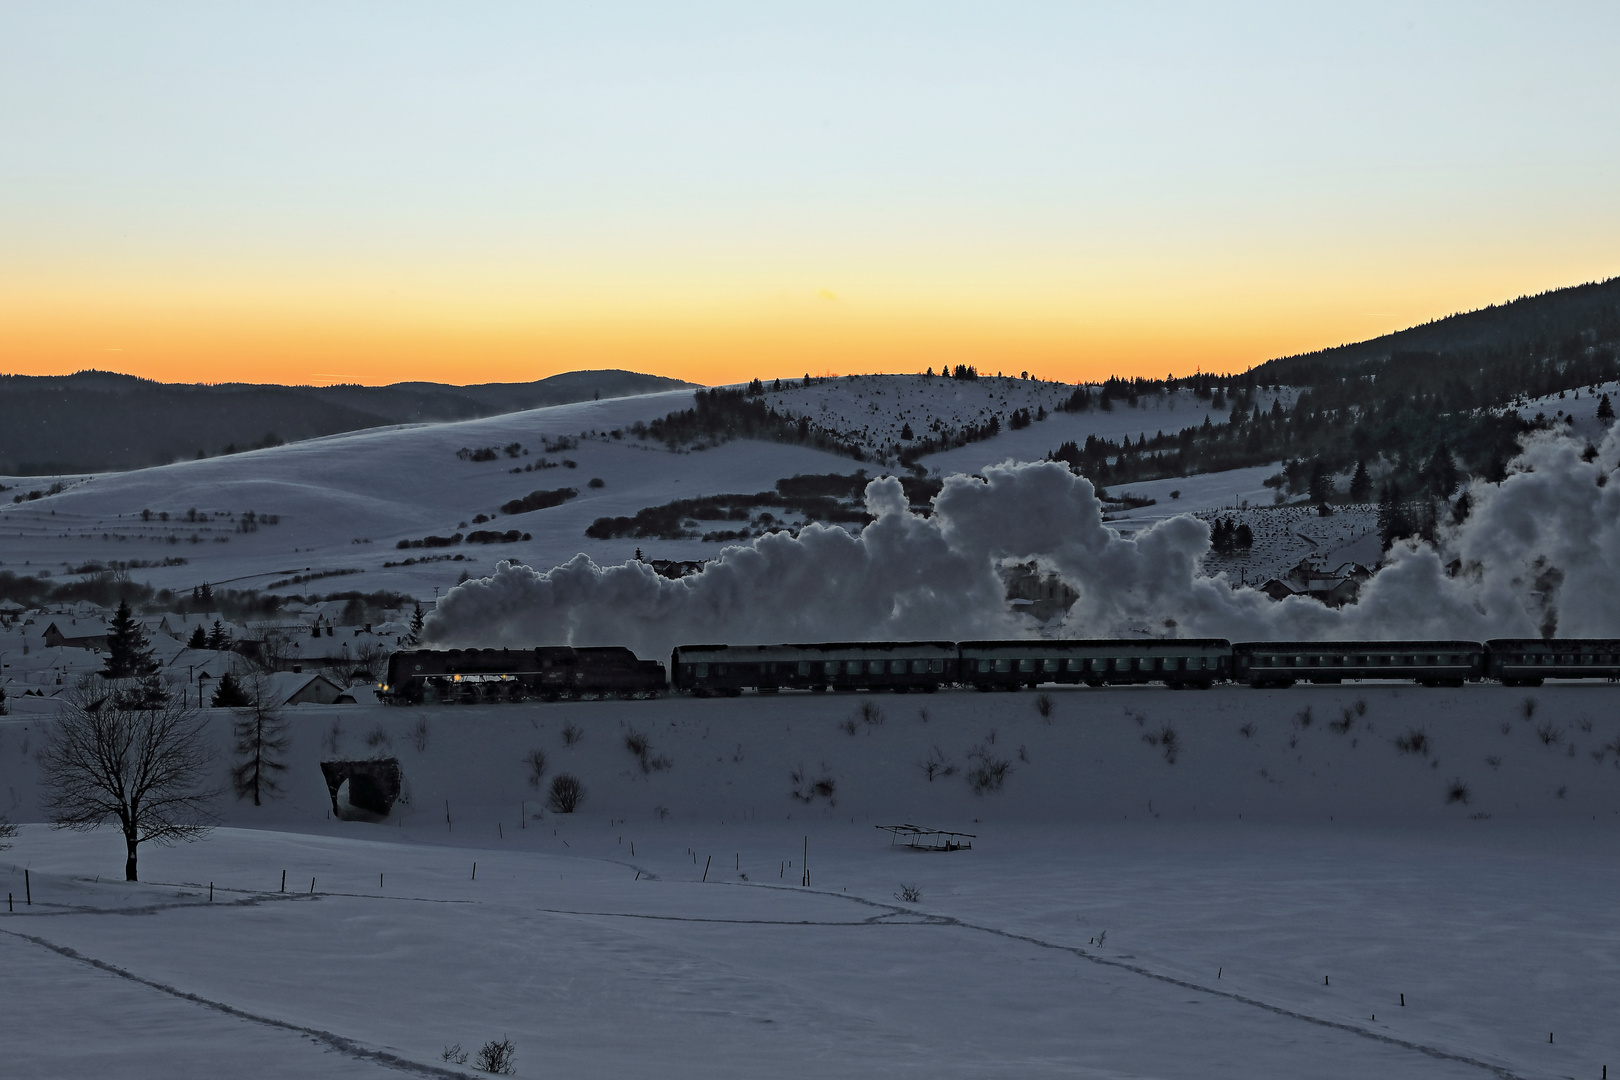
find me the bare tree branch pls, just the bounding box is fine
[39,676,220,881]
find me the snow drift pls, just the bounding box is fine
[424,428,1620,654]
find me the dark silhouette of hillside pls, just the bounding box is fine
[0,369,693,474]
[1038,275,1620,549]
[1251,275,1620,394]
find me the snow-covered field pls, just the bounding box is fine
[0,378,1291,606]
[3,685,1618,1078]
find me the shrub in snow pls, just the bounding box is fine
[895,884,921,903]
[623,728,670,773]
[917,746,956,782]
[525,748,549,789]
[790,764,836,804]
[1034,693,1053,720]
[410,717,430,752]
[966,745,1011,793]
[859,700,884,726]
[1535,720,1564,747]
[442,1044,468,1064]
[475,1037,516,1075]
[561,722,583,746]
[1141,724,1181,764]
[1521,697,1538,719]
[1394,728,1431,757]
[547,773,585,814]
[1446,780,1471,805]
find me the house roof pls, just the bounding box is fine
[262,670,346,706]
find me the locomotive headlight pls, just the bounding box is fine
[453,674,462,681]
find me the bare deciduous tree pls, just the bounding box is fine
[40,677,219,881]
[231,672,290,806]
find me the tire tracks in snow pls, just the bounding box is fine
[0,926,473,1079]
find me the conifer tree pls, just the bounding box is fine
[1378,482,1413,551]
[188,625,208,649]
[1599,393,1615,421]
[211,671,251,708]
[102,600,158,681]
[1427,442,1459,497]
[407,603,425,647]
[206,620,230,650]
[230,676,289,807]
[1348,460,1371,501]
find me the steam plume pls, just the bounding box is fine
[424,428,1620,654]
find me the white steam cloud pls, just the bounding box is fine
[424,428,1620,655]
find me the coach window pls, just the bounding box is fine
[797,661,811,676]
[930,659,944,673]
[1019,659,1035,672]
[695,664,709,678]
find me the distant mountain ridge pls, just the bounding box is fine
[0,369,695,474]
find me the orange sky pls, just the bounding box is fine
[4,255,1616,388]
[4,6,1618,388]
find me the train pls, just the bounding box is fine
[378,637,1620,703]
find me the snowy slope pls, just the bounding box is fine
[754,373,1291,478]
[2,686,1617,1079]
[0,379,1291,605]
[0,390,875,600]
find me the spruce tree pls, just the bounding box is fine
[1599,393,1615,421]
[1378,482,1412,551]
[206,620,230,650]
[102,601,159,680]
[187,625,208,649]
[1349,460,1371,501]
[1427,443,1458,497]
[407,603,425,647]
[211,672,251,708]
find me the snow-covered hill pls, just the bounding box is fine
[0,378,1289,606]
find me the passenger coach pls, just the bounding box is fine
[1233,641,1484,688]
[957,638,1232,689]
[1485,639,1620,686]
[671,642,959,695]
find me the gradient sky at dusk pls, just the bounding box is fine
[3,3,1618,387]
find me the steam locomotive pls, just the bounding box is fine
[379,637,1620,703]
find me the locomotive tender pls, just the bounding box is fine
[380,637,1620,703]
